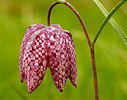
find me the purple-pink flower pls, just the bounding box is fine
[19,24,77,93]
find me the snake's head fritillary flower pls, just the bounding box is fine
[19,24,77,93]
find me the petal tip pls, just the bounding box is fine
[73,83,77,88]
[58,88,64,92]
[21,80,23,83]
[70,78,77,88]
[20,75,24,83]
[27,87,34,93]
[28,90,33,94]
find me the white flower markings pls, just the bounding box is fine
[19,24,77,93]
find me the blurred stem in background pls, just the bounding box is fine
[93,0,127,45]
[47,1,99,100]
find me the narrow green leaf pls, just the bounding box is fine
[93,0,127,46]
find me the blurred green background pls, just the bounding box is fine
[0,0,127,100]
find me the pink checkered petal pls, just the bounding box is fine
[47,25,77,91]
[22,31,48,93]
[19,24,46,82]
[49,63,68,92]
[63,31,77,87]
[48,37,69,91]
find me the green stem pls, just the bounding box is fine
[93,0,127,45]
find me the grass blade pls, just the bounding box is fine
[93,0,127,46]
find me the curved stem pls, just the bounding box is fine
[47,1,92,48]
[47,2,60,26]
[93,0,127,45]
[47,1,99,100]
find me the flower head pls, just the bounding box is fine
[19,24,77,93]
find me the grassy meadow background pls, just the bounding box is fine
[0,0,127,99]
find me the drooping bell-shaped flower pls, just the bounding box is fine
[19,24,77,93]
